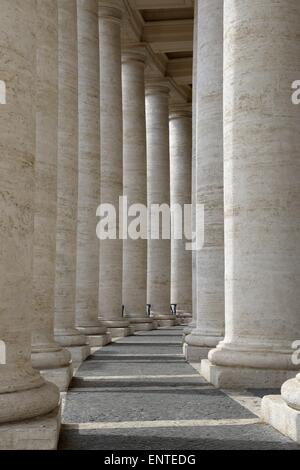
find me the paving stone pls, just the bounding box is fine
[59,327,300,450]
[60,424,300,450]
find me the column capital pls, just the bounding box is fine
[145,82,170,97]
[98,0,124,22]
[122,48,147,66]
[169,104,192,120]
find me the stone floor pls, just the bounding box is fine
[59,327,300,450]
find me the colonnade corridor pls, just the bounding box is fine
[2,0,300,452]
[58,327,299,450]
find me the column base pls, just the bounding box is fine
[182,322,196,340]
[151,314,176,328]
[76,324,108,336]
[0,377,60,424]
[54,327,89,348]
[66,345,91,367]
[262,395,300,444]
[128,318,154,333]
[40,365,73,392]
[183,342,211,362]
[0,407,61,450]
[102,318,131,338]
[158,319,176,327]
[183,330,222,362]
[31,345,73,392]
[107,327,131,338]
[128,325,136,335]
[86,333,111,348]
[176,311,193,326]
[201,359,297,389]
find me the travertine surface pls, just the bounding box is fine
[76,0,110,346]
[98,0,129,336]
[0,408,61,450]
[282,374,300,412]
[169,109,192,315]
[262,370,300,443]
[55,0,90,358]
[146,85,174,326]
[0,0,60,427]
[190,0,199,333]
[262,0,300,442]
[32,0,73,392]
[205,0,300,388]
[183,2,199,340]
[262,395,300,445]
[185,0,224,360]
[262,371,300,444]
[122,50,153,331]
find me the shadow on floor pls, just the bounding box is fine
[59,430,300,451]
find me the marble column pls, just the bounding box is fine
[55,0,90,365]
[76,0,111,347]
[98,0,130,337]
[0,0,60,448]
[169,107,192,326]
[122,50,153,333]
[202,0,300,388]
[185,0,224,362]
[31,0,73,393]
[146,84,174,327]
[262,372,300,444]
[183,0,199,340]
[261,0,300,441]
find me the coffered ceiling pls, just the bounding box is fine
[122,0,194,105]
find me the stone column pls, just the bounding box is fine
[76,0,111,347]
[169,107,192,326]
[262,0,300,442]
[185,0,225,362]
[122,50,153,333]
[55,0,90,365]
[31,0,73,392]
[183,0,199,340]
[98,0,130,337]
[262,372,300,444]
[0,0,60,448]
[146,84,174,327]
[202,0,300,388]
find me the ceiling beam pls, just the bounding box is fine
[167,57,193,85]
[142,19,193,53]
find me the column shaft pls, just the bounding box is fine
[185,0,225,361]
[0,0,59,433]
[146,85,174,327]
[122,50,153,332]
[202,0,300,388]
[76,0,111,348]
[55,0,90,365]
[184,0,199,339]
[169,109,192,325]
[98,0,129,337]
[31,0,73,392]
